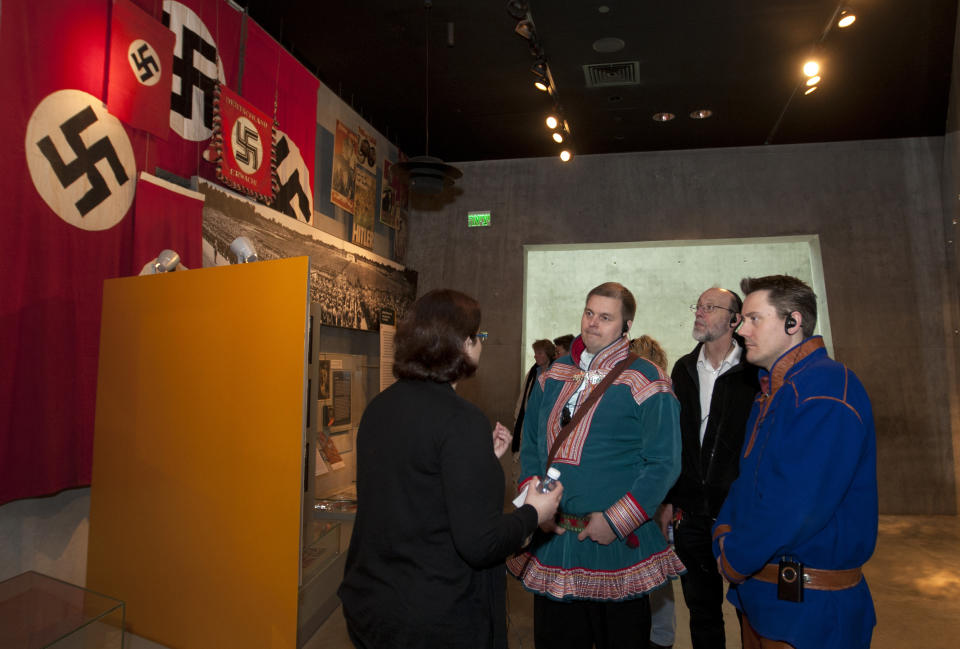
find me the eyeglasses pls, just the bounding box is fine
[689,304,736,315]
[476,331,489,342]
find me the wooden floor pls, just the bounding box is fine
[304,515,960,649]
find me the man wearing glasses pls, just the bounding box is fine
[657,287,758,649]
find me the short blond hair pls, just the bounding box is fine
[630,335,667,371]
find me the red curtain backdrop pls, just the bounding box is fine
[132,173,204,272]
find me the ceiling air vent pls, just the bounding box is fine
[583,61,640,88]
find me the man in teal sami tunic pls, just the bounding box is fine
[507,282,684,649]
[713,275,878,649]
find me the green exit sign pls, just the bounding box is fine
[467,211,491,227]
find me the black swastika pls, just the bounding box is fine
[275,136,310,222]
[36,106,130,216]
[130,43,159,82]
[163,11,218,128]
[234,121,260,169]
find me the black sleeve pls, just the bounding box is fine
[440,408,539,569]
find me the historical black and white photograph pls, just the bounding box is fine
[200,180,417,332]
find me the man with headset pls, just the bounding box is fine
[713,275,878,649]
[658,287,758,649]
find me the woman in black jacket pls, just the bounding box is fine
[339,289,562,649]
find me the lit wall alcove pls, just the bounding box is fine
[521,235,831,373]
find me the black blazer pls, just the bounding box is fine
[667,344,759,518]
[339,379,539,649]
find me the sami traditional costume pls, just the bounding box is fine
[712,337,878,649]
[507,335,685,601]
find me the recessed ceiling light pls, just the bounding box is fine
[803,61,820,77]
[806,75,821,86]
[804,86,818,96]
[534,80,548,91]
[690,109,713,119]
[593,37,625,53]
[546,115,558,129]
[552,132,564,143]
[652,112,675,122]
[838,11,856,28]
[560,150,572,162]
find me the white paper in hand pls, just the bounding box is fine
[512,484,530,508]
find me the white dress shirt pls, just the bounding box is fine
[696,340,742,445]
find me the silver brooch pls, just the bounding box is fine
[575,370,604,385]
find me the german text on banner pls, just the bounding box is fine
[213,84,275,202]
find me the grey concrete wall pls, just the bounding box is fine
[405,137,956,515]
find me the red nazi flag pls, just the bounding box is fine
[107,0,175,138]
[216,85,274,201]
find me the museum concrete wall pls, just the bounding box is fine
[405,137,957,515]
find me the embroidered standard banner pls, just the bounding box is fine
[214,84,275,201]
[107,0,176,138]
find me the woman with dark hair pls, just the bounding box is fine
[338,289,563,649]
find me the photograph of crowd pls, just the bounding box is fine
[200,180,417,332]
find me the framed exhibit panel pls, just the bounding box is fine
[87,257,311,649]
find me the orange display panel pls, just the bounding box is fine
[87,257,310,649]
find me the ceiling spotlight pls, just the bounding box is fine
[546,115,559,129]
[139,249,184,275]
[689,109,713,119]
[838,10,856,28]
[652,112,675,122]
[804,86,818,96]
[506,0,529,20]
[806,75,821,86]
[515,19,534,40]
[534,80,549,91]
[559,150,572,162]
[803,60,820,77]
[552,132,564,143]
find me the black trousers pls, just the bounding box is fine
[674,513,729,649]
[533,593,651,649]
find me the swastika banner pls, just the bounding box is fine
[132,172,204,272]
[107,0,176,138]
[1,0,137,504]
[214,84,274,201]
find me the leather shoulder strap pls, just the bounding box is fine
[546,353,637,469]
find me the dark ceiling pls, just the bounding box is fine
[236,1,958,163]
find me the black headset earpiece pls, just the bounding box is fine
[784,315,797,334]
[729,313,738,326]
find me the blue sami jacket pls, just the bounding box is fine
[713,337,878,649]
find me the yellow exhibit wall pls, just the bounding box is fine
[87,257,311,649]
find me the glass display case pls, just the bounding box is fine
[0,571,124,649]
[298,305,371,646]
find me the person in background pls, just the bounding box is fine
[553,333,574,359]
[509,282,683,649]
[631,335,677,649]
[512,339,557,453]
[661,287,759,649]
[714,275,877,649]
[338,289,563,649]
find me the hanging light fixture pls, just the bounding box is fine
[396,1,462,194]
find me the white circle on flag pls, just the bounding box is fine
[231,115,263,175]
[127,39,162,87]
[25,89,136,231]
[164,0,226,142]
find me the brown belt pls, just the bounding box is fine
[754,563,863,591]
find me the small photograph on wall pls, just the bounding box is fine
[358,126,377,173]
[380,159,397,228]
[352,169,376,249]
[331,120,357,214]
[317,360,331,399]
